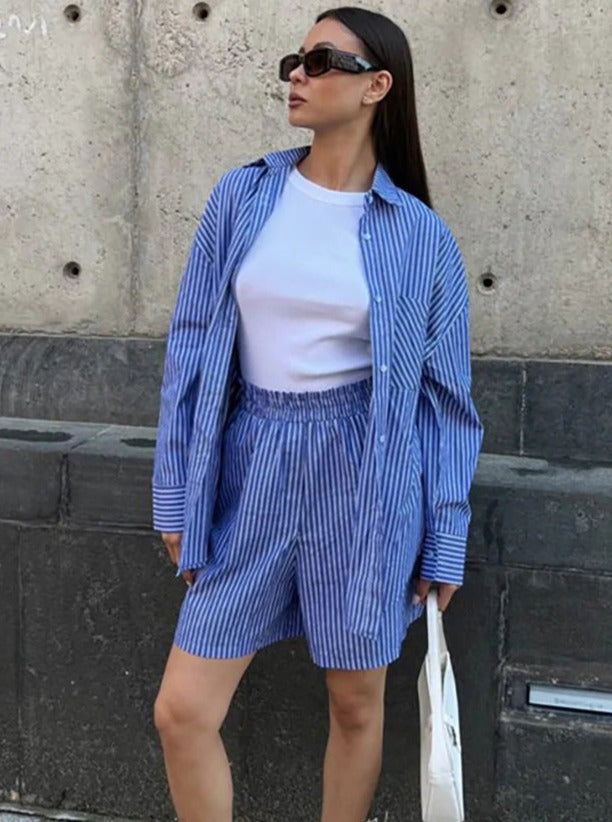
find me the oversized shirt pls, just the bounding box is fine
[151,144,485,641]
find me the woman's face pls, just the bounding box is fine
[286,18,378,133]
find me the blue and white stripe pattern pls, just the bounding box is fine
[173,375,422,668]
[152,144,484,640]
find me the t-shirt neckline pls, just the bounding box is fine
[288,165,367,206]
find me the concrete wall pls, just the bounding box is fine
[1,1,610,357]
[1,3,611,821]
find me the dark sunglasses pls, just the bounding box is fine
[279,47,380,81]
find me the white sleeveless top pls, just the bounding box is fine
[231,166,372,392]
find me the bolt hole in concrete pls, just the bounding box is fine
[478,272,496,292]
[63,4,81,23]
[121,438,157,448]
[0,429,72,442]
[193,3,211,21]
[490,0,512,16]
[63,261,81,279]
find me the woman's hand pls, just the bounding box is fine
[413,578,460,612]
[160,531,195,587]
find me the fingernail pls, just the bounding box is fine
[412,593,421,606]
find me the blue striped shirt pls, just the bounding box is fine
[152,144,484,639]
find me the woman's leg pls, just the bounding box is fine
[153,643,256,822]
[321,664,388,822]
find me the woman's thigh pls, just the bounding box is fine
[154,643,256,732]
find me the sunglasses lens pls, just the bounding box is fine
[279,54,300,81]
[304,49,328,76]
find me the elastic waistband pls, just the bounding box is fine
[237,374,373,421]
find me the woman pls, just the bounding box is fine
[152,6,484,822]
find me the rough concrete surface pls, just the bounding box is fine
[1,2,134,334]
[0,2,610,357]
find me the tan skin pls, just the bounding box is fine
[156,17,459,822]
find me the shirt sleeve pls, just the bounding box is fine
[151,187,220,533]
[414,225,484,585]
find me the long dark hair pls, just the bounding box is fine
[316,6,432,208]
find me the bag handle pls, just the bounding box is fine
[425,589,448,742]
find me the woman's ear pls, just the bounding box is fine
[363,70,393,105]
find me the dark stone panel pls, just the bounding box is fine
[469,454,611,572]
[0,419,101,524]
[0,446,61,524]
[524,360,612,463]
[499,484,611,572]
[2,334,610,465]
[494,716,612,821]
[471,357,523,458]
[68,426,156,529]
[18,527,184,819]
[0,335,165,428]
[10,421,612,581]
[466,479,500,565]
[506,568,612,666]
[0,524,20,802]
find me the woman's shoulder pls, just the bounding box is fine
[210,160,266,200]
[201,157,269,229]
[390,188,459,252]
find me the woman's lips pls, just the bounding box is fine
[289,95,306,107]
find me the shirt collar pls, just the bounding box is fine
[250,144,405,207]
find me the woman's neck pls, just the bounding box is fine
[297,132,377,193]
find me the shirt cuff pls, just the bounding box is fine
[152,485,186,532]
[418,531,466,585]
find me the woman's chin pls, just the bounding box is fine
[288,111,314,129]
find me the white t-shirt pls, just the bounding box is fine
[231,166,373,392]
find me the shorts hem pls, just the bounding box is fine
[308,643,404,670]
[173,628,305,660]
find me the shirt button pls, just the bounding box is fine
[363,232,372,241]
[379,434,386,444]
[374,293,382,303]
[366,193,374,204]
[379,364,388,373]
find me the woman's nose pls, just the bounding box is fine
[289,63,306,82]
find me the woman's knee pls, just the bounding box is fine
[328,691,380,732]
[153,686,225,739]
[326,668,387,733]
[153,645,256,739]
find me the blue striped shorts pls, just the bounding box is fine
[173,374,415,669]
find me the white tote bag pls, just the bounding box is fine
[417,589,465,822]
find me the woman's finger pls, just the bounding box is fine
[437,583,460,612]
[165,541,179,565]
[413,578,431,604]
[161,532,182,565]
